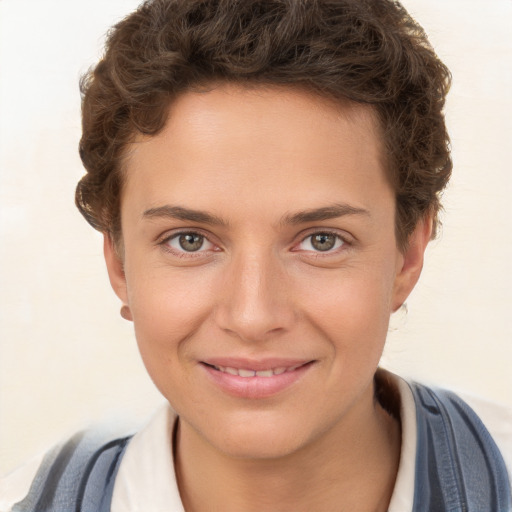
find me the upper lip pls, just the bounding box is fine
[201,357,313,371]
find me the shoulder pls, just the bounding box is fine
[411,382,512,467]
[455,390,512,480]
[0,430,132,512]
[409,381,512,510]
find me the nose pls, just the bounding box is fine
[214,249,296,343]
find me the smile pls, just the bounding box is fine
[209,364,303,378]
[201,360,315,398]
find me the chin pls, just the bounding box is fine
[193,410,322,461]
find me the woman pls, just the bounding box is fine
[1,0,511,511]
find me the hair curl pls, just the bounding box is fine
[76,0,452,250]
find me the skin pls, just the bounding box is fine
[104,84,432,511]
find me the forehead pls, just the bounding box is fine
[149,84,384,158]
[122,84,391,221]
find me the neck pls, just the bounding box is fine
[175,383,400,512]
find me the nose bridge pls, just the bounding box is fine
[216,244,293,341]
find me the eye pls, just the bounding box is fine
[166,232,215,253]
[298,232,345,252]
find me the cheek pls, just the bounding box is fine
[298,265,395,353]
[125,265,218,363]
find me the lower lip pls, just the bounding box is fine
[201,362,314,399]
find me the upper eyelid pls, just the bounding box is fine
[296,228,352,243]
[157,228,216,245]
[299,233,344,245]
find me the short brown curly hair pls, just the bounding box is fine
[76,0,452,250]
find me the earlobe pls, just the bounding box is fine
[103,233,129,306]
[392,217,433,312]
[120,304,133,321]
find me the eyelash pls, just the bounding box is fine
[294,230,349,255]
[158,230,218,258]
[157,229,350,258]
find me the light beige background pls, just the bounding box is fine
[0,0,511,475]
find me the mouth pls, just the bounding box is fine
[203,362,306,378]
[200,359,315,398]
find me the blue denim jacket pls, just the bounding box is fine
[411,384,511,511]
[13,384,512,512]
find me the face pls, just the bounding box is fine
[105,84,429,460]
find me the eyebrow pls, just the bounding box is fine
[142,205,228,226]
[282,203,370,225]
[142,203,369,226]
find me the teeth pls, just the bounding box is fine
[238,369,256,377]
[210,364,305,377]
[255,370,274,377]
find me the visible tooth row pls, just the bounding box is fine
[213,364,301,377]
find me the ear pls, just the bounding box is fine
[103,234,130,314]
[391,216,433,312]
